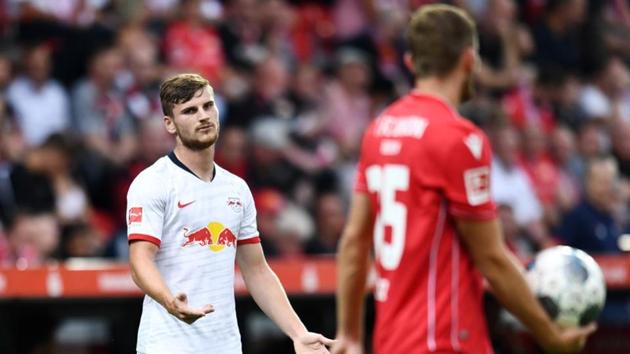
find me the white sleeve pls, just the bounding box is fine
[126,172,166,247]
[238,182,260,244]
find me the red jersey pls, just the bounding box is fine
[355,92,497,354]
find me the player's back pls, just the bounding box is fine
[355,92,496,354]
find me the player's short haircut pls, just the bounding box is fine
[160,73,210,117]
[406,4,477,79]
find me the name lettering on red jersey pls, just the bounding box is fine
[379,139,402,155]
[128,207,143,224]
[374,115,428,139]
[464,133,483,160]
[464,167,490,206]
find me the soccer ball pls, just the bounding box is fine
[526,246,606,328]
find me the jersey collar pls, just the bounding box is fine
[167,151,216,182]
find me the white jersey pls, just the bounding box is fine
[127,152,260,354]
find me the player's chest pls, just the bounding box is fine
[165,180,244,234]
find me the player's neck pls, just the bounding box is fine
[173,145,216,182]
[413,76,463,108]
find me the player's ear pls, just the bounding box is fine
[164,115,177,134]
[403,52,415,74]
[461,47,477,74]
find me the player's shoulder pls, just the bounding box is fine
[214,163,250,190]
[128,157,171,196]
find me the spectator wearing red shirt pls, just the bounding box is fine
[163,0,225,86]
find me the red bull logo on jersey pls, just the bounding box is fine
[181,222,237,252]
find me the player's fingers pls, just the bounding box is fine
[316,334,337,347]
[200,304,214,314]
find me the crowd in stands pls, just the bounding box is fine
[0,0,629,267]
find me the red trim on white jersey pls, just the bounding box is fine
[129,233,161,247]
[427,202,447,352]
[451,234,461,351]
[237,236,261,245]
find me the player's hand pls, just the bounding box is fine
[542,323,597,354]
[293,332,335,354]
[330,336,363,354]
[166,292,214,324]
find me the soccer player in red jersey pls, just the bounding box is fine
[333,5,596,354]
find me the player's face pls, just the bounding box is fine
[166,86,220,151]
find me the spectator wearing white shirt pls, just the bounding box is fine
[490,123,552,248]
[6,44,70,146]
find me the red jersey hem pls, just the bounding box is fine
[128,233,161,247]
[238,235,261,245]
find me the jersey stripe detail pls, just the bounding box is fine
[237,236,261,245]
[427,202,447,352]
[450,233,461,351]
[129,233,161,247]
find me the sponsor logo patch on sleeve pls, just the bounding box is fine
[128,207,143,224]
[464,167,490,206]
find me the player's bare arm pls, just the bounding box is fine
[129,240,214,324]
[236,242,335,354]
[456,218,597,354]
[332,193,374,354]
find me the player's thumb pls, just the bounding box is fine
[578,323,598,337]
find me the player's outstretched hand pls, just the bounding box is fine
[330,336,362,354]
[543,323,597,354]
[293,332,336,354]
[167,292,214,324]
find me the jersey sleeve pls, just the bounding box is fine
[238,182,261,245]
[126,172,166,247]
[442,129,497,220]
[354,158,368,193]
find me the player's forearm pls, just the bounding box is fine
[242,262,308,340]
[130,252,174,310]
[481,250,559,347]
[335,232,371,340]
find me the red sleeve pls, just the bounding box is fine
[442,128,497,220]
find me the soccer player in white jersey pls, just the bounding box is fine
[127,73,334,354]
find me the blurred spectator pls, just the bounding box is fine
[71,45,136,164]
[498,204,535,259]
[3,211,59,267]
[247,118,302,192]
[6,44,70,146]
[549,126,581,212]
[477,0,533,93]
[490,123,550,248]
[163,0,225,85]
[319,48,372,157]
[215,126,249,179]
[304,192,345,254]
[519,124,564,224]
[119,26,163,122]
[60,223,103,259]
[532,0,587,72]
[558,156,624,253]
[332,0,372,41]
[226,55,293,127]
[27,133,89,224]
[254,188,286,257]
[576,120,610,177]
[578,56,630,122]
[274,203,313,258]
